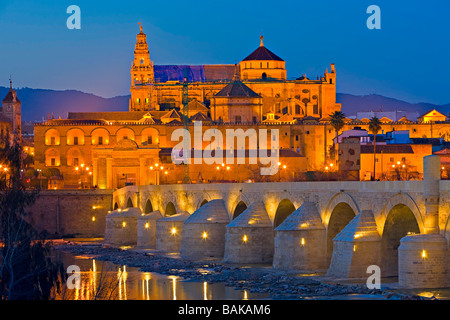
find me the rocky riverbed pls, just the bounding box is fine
[52,240,433,300]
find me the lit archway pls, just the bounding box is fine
[165,202,177,216]
[144,199,153,214]
[233,201,247,219]
[326,202,356,265]
[273,199,295,228]
[126,197,133,208]
[199,199,208,208]
[381,204,420,277]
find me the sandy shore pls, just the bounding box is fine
[52,239,432,300]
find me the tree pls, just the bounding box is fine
[0,136,65,299]
[329,111,346,162]
[368,116,382,180]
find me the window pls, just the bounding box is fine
[74,158,79,166]
[140,58,144,64]
[51,137,56,145]
[295,104,300,114]
[51,158,56,166]
[73,137,79,145]
[136,98,140,104]
[262,73,267,80]
[147,136,153,145]
[123,136,128,140]
[295,135,299,141]
[313,105,319,114]
[402,157,406,163]
[252,116,257,123]
[235,115,241,123]
[145,98,149,104]
[390,157,394,162]
[98,136,103,145]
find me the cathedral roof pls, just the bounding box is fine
[215,80,261,98]
[190,112,211,122]
[2,86,20,104]
[242,36,284,62]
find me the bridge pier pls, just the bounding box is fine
[223,201,274,264]
[137,210,162,248]
[180,199,230,260]
[326,210,381,278]
[104,207,141,247]
[155,212,190,252]
[398,155,449,288]
[273,202,327,271]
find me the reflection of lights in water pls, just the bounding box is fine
[203,281,207,300]
[142,273,151,300]
[243,290,248,300]
[169,276,177,300]
[117,266,128,300]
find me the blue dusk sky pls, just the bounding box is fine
[0,0,449,104]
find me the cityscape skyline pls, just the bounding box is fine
[0,0,449,105]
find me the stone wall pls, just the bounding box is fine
[25,189,114,237]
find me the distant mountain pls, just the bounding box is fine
[0,87,129,122]
[1,86,448,122]
[336,93,450,117]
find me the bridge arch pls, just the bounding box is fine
[126,197,133,208]
[324,193,359,265]
[165,201,177,216]
[144,199,154,214]
[380,192,424,234]
[232,200,248,220]
[381,203,421,277]
[380,193,423,277]
[323,192,360,227]
[273,199,296,228]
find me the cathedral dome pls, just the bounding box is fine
[242,36,284,61]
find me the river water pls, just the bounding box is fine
[53,250,269,300]
[51,244,450,301]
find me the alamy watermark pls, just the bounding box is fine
[366,265,381,289]
[66,5,81,30]
[367,5,381,30]
[170,122,280,176]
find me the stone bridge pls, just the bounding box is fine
[108,156,450,288]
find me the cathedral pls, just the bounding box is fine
[129,24,341,122]
[31,24,449,189]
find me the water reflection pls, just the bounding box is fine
[54,251,268,300]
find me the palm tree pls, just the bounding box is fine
[329,111,346,162]
[368,116,382,180]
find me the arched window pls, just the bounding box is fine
[140,128,159,145]
[66,128,85,146]
[66,147,84,167]
[116,127,135,142]
[91,128,110,145]
[45,129,60,146]
[262,73,267,80]
[45,148,60,167]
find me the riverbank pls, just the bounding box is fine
[52,239,434,300]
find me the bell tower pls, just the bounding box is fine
[1,78,21,141]
[129,23,154,111]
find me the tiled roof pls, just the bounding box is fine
[2,89,20,103]
[68,111,148,121]
[360,144,414,154]
[242,46,284,61]
[215,81,261,98]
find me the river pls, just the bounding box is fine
[50,240,450,301]
[52,250,269,300]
